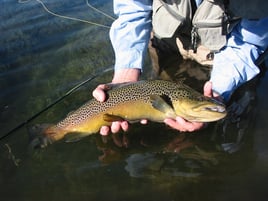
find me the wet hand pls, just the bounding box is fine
[92,84,131,135]
[92,83,110,102]
[164,117,206,132]
[98,117,148,135]
[92,68,141,102]
[164,81,221,132]
[92,68,147,136]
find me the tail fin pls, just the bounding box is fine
[28,124,63,149]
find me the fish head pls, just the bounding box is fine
[173,95,227,122]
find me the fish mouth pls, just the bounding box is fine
[192,103,226,114]
[186,104,227,122]
[203,105,226,113]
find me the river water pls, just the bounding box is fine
[1,1,268,201]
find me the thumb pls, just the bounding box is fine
[203,81,213,97]
[92,84,109,102]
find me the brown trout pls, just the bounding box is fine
[30,80,226,147]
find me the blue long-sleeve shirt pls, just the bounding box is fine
[210,18,268,100]
[110,0,268,101]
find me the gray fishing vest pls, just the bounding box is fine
[152,0,240,52]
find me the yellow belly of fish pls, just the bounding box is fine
[64,100,167,135]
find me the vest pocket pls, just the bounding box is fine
[192,0,228,52]
[152,0,192,39]
[191,21,226,52]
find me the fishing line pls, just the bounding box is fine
[1,2,115,140]
[18,0,114,28]
[85,0,115,21]
[0,66,114,142]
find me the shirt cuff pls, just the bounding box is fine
[114,49,146,71]
[210,43,260,102]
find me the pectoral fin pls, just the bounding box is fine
[149,94,176,118]
[103,114,124,122]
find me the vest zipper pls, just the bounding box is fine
[191,26,199,53]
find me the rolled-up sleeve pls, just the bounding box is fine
[110,0,152,71]
[210,18,268,102]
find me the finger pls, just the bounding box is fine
[204,81,223,101]
[92,84,109,102]
[100,126,110,136]
[173,117,192,132]
[164,117,186,132]
[203,81,213,97]
[121,121,129,132]
[140,119,148,124]
[164,117,203,132]
[111,121,121,134]
[174,117,203,132]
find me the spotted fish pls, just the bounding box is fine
[30,80,226,147]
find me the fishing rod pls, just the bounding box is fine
[0,66,114,142]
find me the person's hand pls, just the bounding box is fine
[164,81,221,132]
[92,68,147,135]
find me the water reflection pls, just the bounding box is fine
[93,78,258,179]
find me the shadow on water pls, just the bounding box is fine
[1,1,268,201]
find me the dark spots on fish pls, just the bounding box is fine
[56,80,203,128]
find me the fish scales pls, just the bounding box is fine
[57,80,180,128]
[30,80,227,147]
